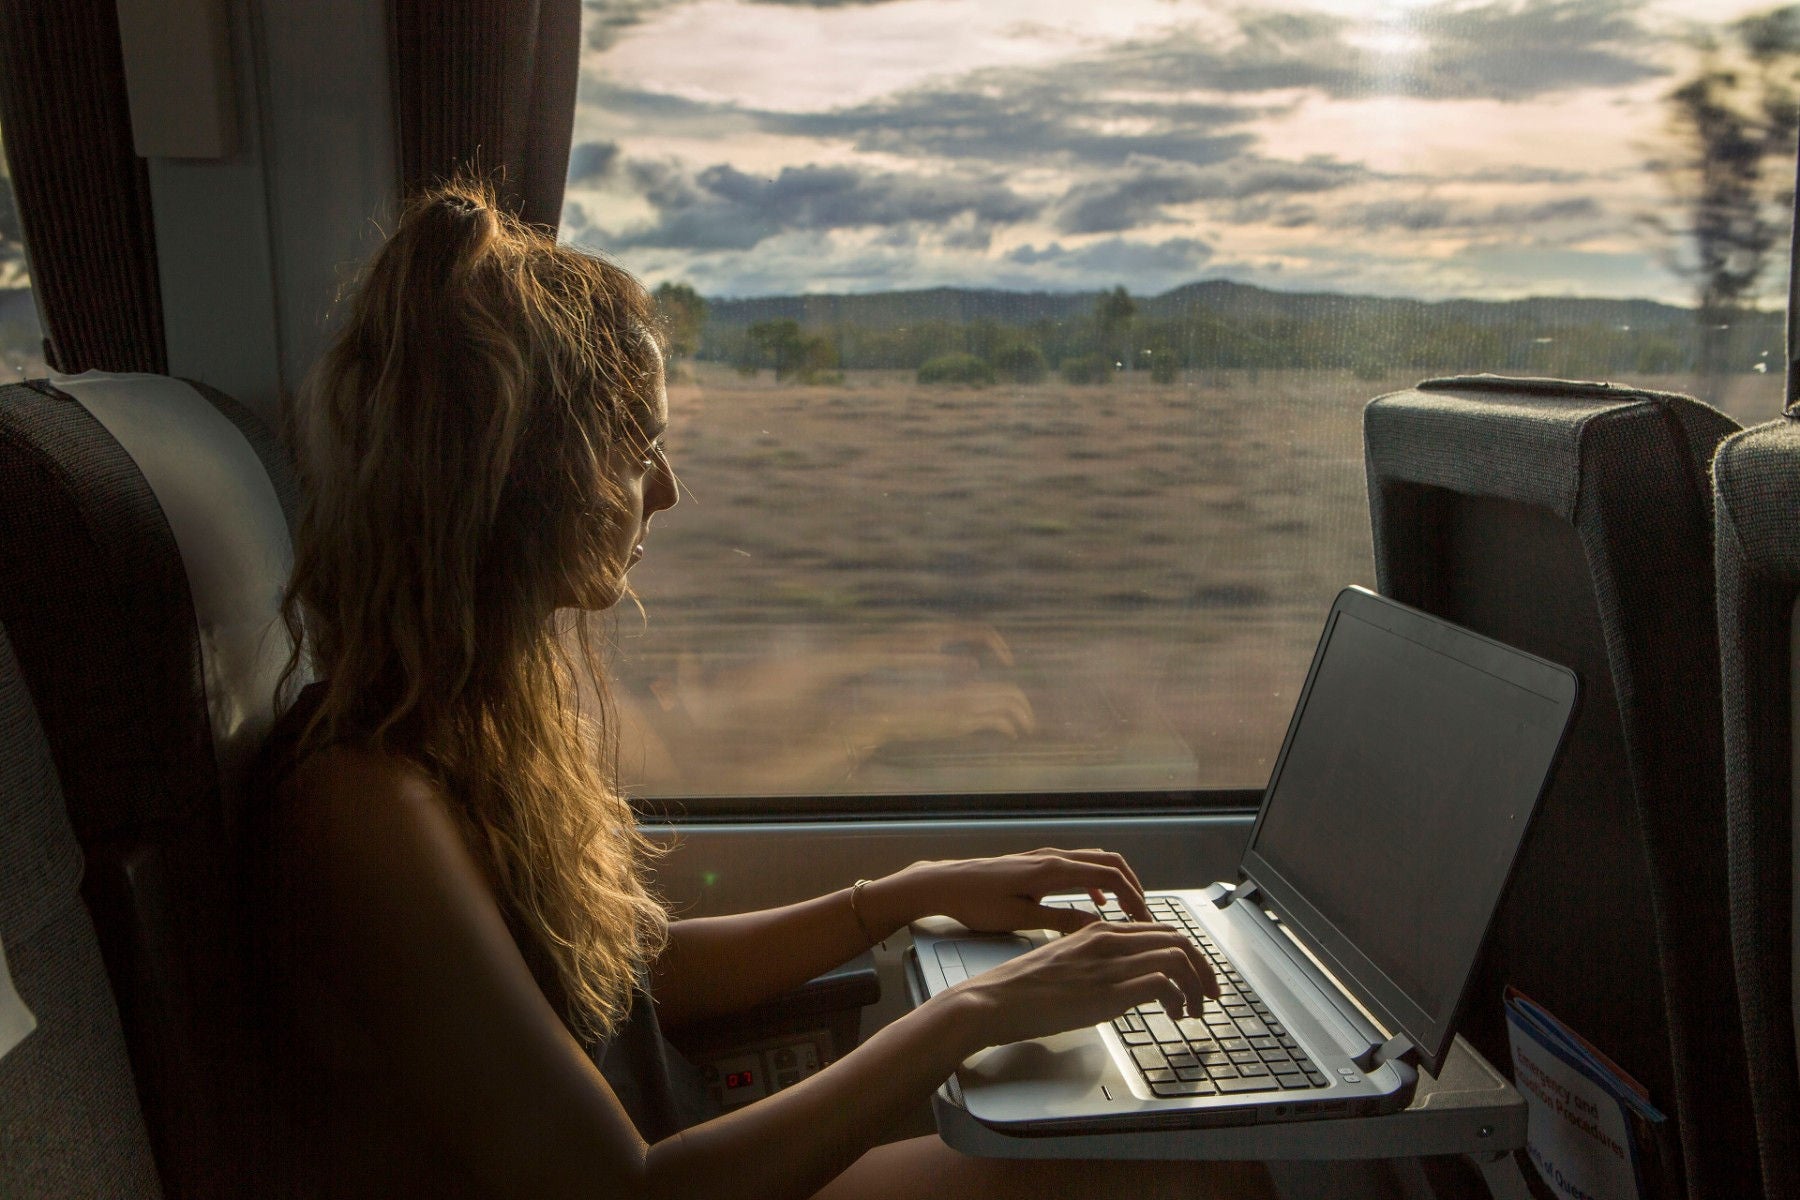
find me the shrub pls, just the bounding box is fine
[1148,351,1179,384]
[991,342,1048,384]
[917,352,995,386]
[1059,353,1113,385]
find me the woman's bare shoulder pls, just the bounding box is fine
[287,741,442,806]
[279,744,453,844]
[269,743,493,921]
[262,745,648,1197]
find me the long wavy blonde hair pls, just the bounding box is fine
[280,180,668,1041]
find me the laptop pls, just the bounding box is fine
[910,585,1578,1133]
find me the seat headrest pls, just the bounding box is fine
[49,371,299,804]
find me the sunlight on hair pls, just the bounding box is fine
[279,178,670,1040]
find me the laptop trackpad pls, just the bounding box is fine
[925,932,1126,1119]
[934,935,1033,985]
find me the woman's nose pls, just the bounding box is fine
[648,460,677,513]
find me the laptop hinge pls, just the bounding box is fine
[1354,1033,1416,1073]
[1216,878,1258,909]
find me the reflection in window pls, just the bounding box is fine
[568,0,1792,799]
[0,125,45,380]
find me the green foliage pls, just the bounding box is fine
[1146,345,1178,383]
[1094,285,1137,371]
[746,319,802,377]
[1059,353,1113,385]
[652,281,708,360]
[917,352,995,385]
[1095,285,1135,337]
[743,318,840,382]
[689,282,1780,383]
[991,342,1048,383]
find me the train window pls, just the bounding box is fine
[565,0,1792,805]
[0,125,44,381]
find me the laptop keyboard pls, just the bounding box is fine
[1047,896,1330,1098]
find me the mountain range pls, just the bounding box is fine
[703,279,1709,332]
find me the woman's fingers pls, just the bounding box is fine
[1025,856,1152,922]
[1107,943,1220,1014]
[1067,923,1217,1005]
[956,922,1220,1045]
[1046,848,1146,897]
[1032,904,1102,934]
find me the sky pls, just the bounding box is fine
[562,0,1788,303]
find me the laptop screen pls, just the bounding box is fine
[1241,589,1576,1076]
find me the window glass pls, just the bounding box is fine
[0,126,45,381]
[567,0,1792,800]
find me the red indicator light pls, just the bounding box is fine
[726,1070,755,1089]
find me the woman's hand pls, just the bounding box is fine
[860,848,1156,941]
[934,921,1220,1050]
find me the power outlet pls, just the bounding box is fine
[702,1030,831,1110]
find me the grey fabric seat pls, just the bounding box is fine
[1711,416,1800,1198]
[0,373,299,1197]
[0,618,162,1197]
[1363,375,1754,1199]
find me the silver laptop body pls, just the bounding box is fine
[911,586,1579,1133]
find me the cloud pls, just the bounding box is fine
[1407,0,1667,100]
[1331,195,1602,233]
[583,0,686,51]
[1453,165,1608,186]
[1053,156,1367,234]
[567,140,620,185]
[590,0,1662,179]
[765,76,1261,168]
[1190,0,1666,101]
[1005,236,1214,279]
[609,159,1042,250]
[940,215,995,251]
[568,0,1691,299]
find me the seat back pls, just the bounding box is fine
[0,617,162,1197]
[1363,375,1754,1200]
[1711,417,1800,1198]
[0,373,299,1196]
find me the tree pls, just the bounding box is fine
[1146,343,1179,384]
[745,318,838,382]
[918,352,994,386]
[652,281,708,362]
[1059,353,1112,385]
[746,319,805,378]
[992,342,1048,383]
[1094,285,1136,371]
[1651,6,1800,384]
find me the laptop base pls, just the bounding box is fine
[928,1031,1521,1161]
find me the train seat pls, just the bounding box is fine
[1710,415,1800,1199]
[0,616,163,1197]
[1362,375,1754,1199]
[0,373,299,1196]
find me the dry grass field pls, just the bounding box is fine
[609,363,1784,801]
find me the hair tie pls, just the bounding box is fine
[445,193,481,214]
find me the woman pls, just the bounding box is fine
[255,180,1275,1199]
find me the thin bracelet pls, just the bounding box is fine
[849,878,880,946]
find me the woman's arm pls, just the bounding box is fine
[645,915,1209,1200]
[652,849,1162,1028]
[273,750,1211,1200]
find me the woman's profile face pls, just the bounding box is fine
[571,343,677,611]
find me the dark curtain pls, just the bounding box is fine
[0,0,167,374]
[390,0,581,233]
